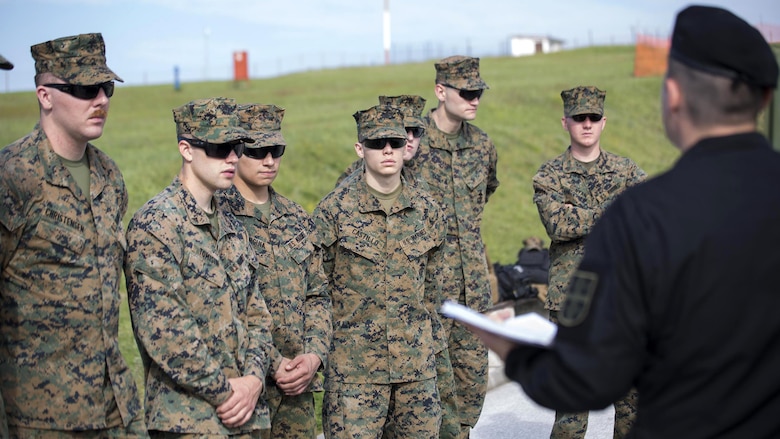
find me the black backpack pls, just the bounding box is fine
[494,237,550,302]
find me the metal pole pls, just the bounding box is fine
[383,0,391,65]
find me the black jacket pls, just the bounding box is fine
[507,133,780,438]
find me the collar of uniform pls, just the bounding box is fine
[425,108,475,152]
[220,185,284,224]
[37,124,107,197]
[561,146,616,174]
[38,126,77,189]
[173,176,216,227]
[354,172,414,214]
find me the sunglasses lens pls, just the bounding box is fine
[245,145,286,159]
[458,89,483,101]
[188,140,243,159]
[408,127,425,138]
[571,114,603,123]
[363,138,406,150]
[46,82,115,99]
[388,138,406,149]
[102,82,115,98]
[208,144,234,159]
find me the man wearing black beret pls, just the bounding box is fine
[465,5,780,438]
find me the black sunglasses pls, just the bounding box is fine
[179,137,245,159]
[407,127,425,139]
[362,138,407,150]
[447,86,483,101]
[43,81,115,99]
[571,113,603,123]
[243,145,286,159]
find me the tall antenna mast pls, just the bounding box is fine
[383,0,391,65]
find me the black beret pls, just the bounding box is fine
[670,5,778,89]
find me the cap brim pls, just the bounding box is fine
[363,127,407,141]
[70,65,124,85]
[246,131,286,147]
[192,127,255,144]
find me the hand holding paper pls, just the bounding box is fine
[440,301,557,360]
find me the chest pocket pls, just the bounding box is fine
[285,229,314,264]
[183,249,226,288]
[338,231,383,263]
[33,216,86,255]
[400,228,436,261]
[462,158,488,193]
[250,236,272,269]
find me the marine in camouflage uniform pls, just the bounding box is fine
[313,105,445,438]
[404,56,498,437]
[532,86,644,439]
[124,98,275,436]
[336,95,427,187]
[0,33,146,436]
[217,103,332,439]
[336,96,459,439]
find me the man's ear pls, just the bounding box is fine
[354,142,365,159]
[434,83,447,102]
[179,139,194,162]
[36,86,53,110]
[664,76,682,114]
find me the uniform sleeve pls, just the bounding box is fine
[124,218,233,407]
[504,195,648,412]
[312,203,338,282]
[243,262,274,382]
[0,174,26,271]
[485,138,499,202]
[303,234,333,368]
[532,163,598,242]
[628,162,648,186]
[424,203,449,353]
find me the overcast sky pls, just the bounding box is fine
[1,0,778,92]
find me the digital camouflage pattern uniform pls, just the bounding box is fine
[124,98,275,435]
[218,103,332,439]
[532,86,644,439]
[335,95,427,187]
[405,56,498,436]
[0,33,145,434]
[0,49,12,439]
[313,105,445,439]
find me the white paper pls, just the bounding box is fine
[440,301,557,347]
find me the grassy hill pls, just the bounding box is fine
[1,45,683,416]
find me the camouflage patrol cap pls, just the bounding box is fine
[378,95,426,129]
[352,104,407,143]
[30,33,122,85]
[238,103,286,147]
[435,55,489,90]
[173,97,255,144]
[561,86,606,117]
[0,54,13,70]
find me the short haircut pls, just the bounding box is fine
[667,58,766,128]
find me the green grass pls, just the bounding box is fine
[1,45,711,429]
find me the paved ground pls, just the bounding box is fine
[470,302,614,438]
[471,378,615,439]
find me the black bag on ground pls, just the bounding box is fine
[493,236,550,302]
[493,263,538,301]
[515,238,550,285]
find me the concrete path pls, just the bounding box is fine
[472,377,615,439]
